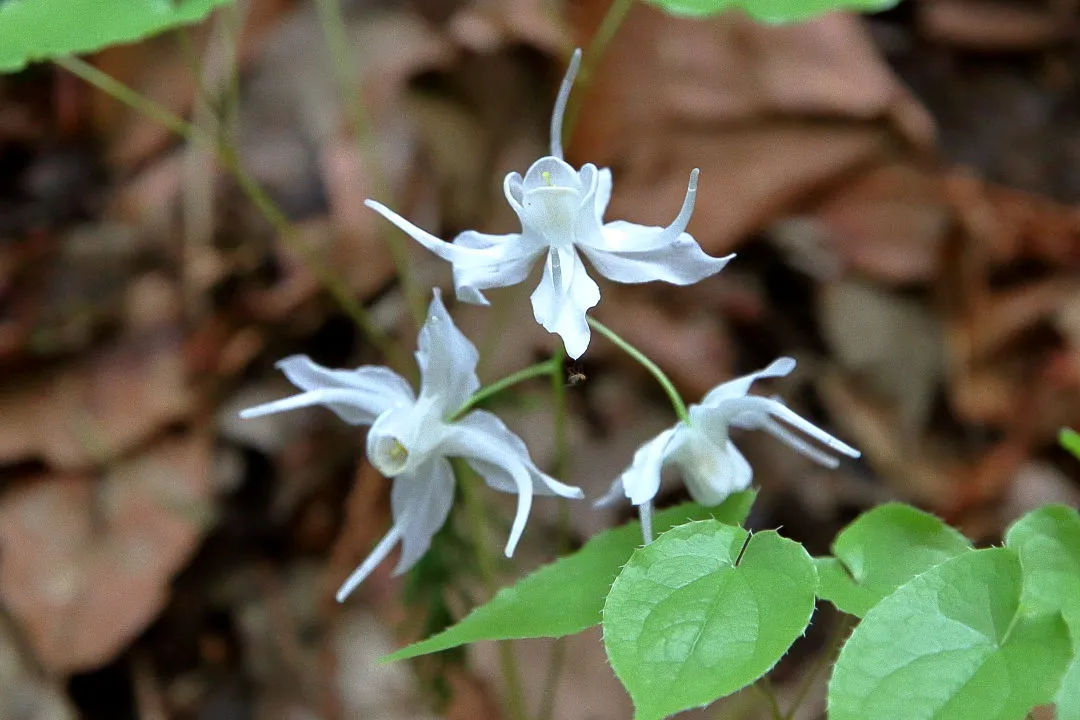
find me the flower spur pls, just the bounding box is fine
[364,49,733,359]
[240,291,583,601]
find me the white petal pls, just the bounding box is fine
[700,357,797,408]
[522,156,583,192]
[443,412,582,556]
[581,171,732,285]
[239,356,413,425]
[668,426,752,506]
[759,417,841,468]
[453,411,583,499]
[594,167,613,222]
[594,477,625,508]
[276,355,413,399]
[729,396,861,459]
[240,388,396,425]
[336,523,404,602]
[582,228,733,285]
[416,290,480,415]
[530,247,600,359]
[588,169,700,253]
[451,228,547,305]
[549,48,582,159]
[391,457,456,574]
[365,199,486,265]
[367,200,538,305]
[617,426,679,507]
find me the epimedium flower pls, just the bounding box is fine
[363,49,733,360]
[240,290,584,601]
[599,357,860,538]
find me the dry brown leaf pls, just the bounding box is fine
[0,327,189,470]
[813,163,950,284]
[917,0,1072,51]
[818,368,949,504]
[449,0,569,55]
[818,279,944,439]
[444,666,503,720]
[567,4,934,257]
[0,434,213,674]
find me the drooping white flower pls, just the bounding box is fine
[599,358,860,537]
[364,49,733,360]
[240,291,583,601]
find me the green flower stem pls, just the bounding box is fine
[453,458,527,720]
[313,0,426,329]
[450,358,561,421]
[587,316,689,423]
[53,55,414,376]
[754,678,784,720]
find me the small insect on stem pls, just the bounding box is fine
[566,363,587,387]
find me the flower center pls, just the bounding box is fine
[522,183,581,246]
[371,435,410,477]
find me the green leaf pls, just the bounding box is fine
[828,547,1072,720]
[1004,505,1080,720]
[1060,428,1080,460]
[382,492,755,663]
[603,521,816,720]
[643,0,899,23]
[815,502,972,617]
[0,0,233,73]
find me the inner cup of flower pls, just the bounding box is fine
[523,186,581,238]
[371,435,410,477]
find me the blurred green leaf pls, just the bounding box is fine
[644,0,900,23]
[815,502,972,617]
[1,0,233,73]
[1059,428,1080,460]
[382,492,756,662]
[1005,505,1080,720]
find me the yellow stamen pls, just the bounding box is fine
[388,440,409,464]
[541,170,554,187]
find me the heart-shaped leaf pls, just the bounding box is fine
[1005,505,1080,720]
[382,493,755,662]
[815,502,972,617]
[603,521,816,720]
[643,0,899,23]
[1,0,233,73]
[829,547,1072,720]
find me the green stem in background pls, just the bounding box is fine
[313,0,426,329]
[454,458,528,720]
[754,679,784,720]
[782,615,851,720]
[450,358,560,422]
[587,317,689,422]
[536,342,571,720]
[562,0,636,142]
[53,55,414,376]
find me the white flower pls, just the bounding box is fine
[600,357,860,519]
[364,49,733,359]
[240,291,584,601]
